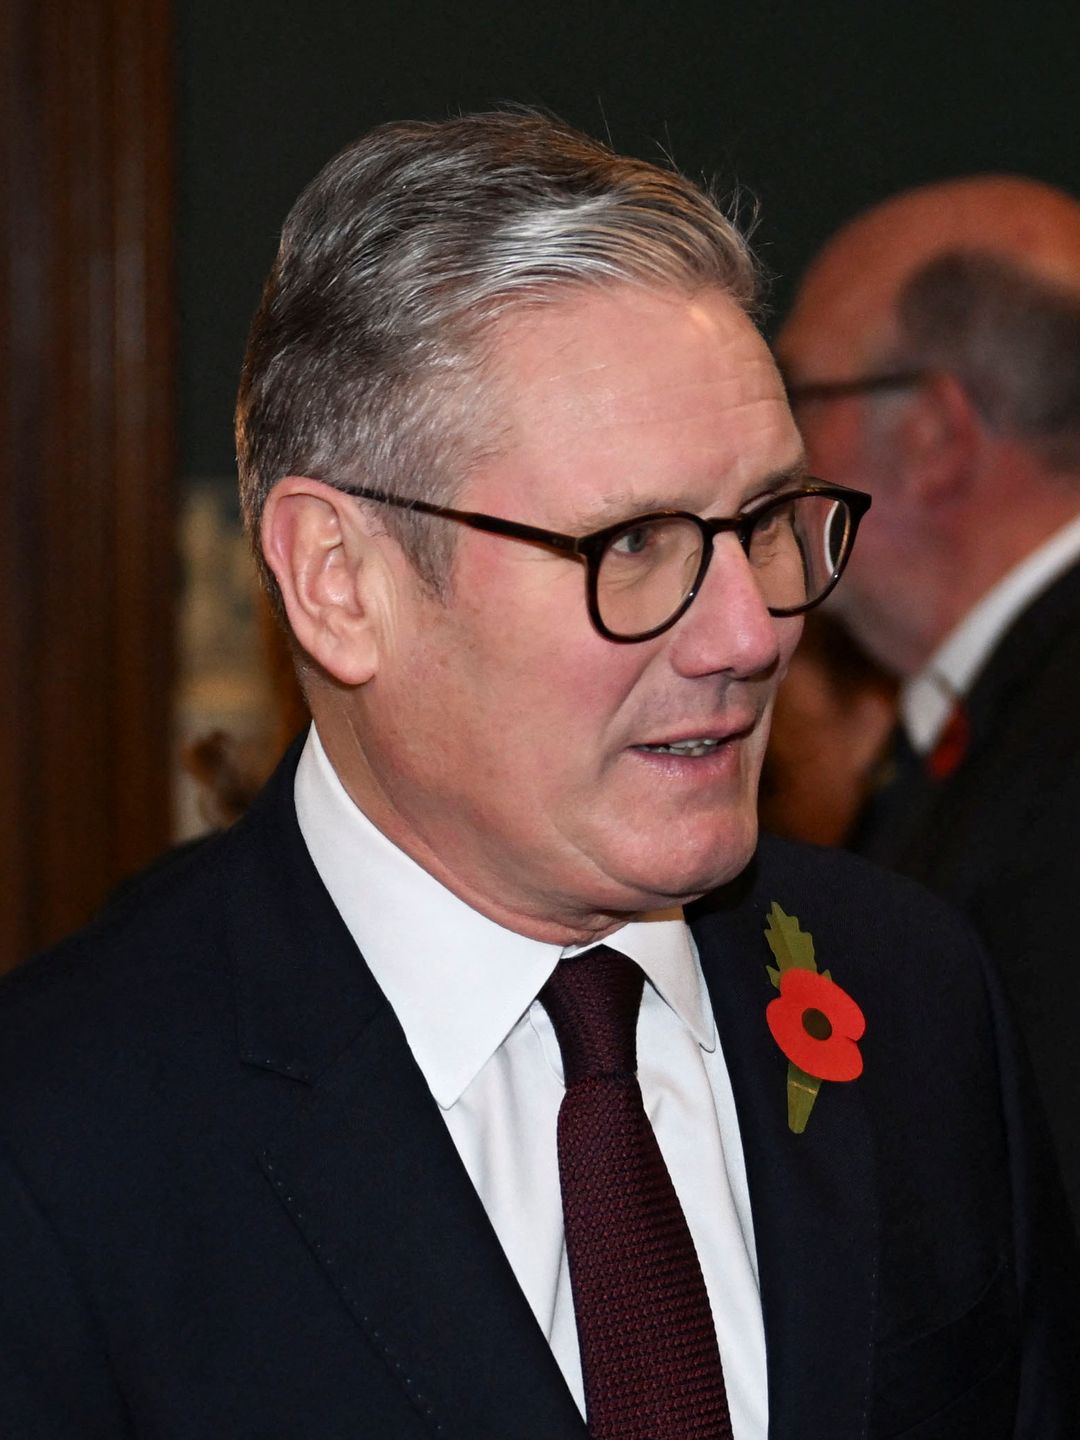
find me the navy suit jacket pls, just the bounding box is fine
[1,744,1077,1438]
[852,558,1080,1228]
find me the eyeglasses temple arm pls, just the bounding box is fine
[336,480,585,556]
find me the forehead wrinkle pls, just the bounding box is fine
[565,451,810,531]
[529,389,804,531]
[532,385,793,462]
[496,298,784,431]
[527,350,783,420]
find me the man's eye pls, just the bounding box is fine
[751,499,794,538]
[753,510,783,538]
[610,525,655,557]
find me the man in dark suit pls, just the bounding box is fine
[1,119,1077,1438]
[777,176,1080,1232]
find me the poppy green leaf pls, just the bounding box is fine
[764,901,817,975]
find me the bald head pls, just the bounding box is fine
[778,176,1080,675]
[781,175,1080,374]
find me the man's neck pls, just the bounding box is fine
[307,704,686,947]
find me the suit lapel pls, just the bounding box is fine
[256,1011,584,1439]
[692,872,877,1440]
[891,558,1080,885]
[225,748,585,1440]
[962,556,1080,732]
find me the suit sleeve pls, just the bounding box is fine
[967,772,1080,1231]
[0,1138,132,1437]
[976,935,1080,1437]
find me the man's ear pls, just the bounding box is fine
[896,371,981,507]
[260,477,386,686]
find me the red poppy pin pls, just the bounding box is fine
[764,902,866,1133]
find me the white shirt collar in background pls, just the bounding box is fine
[901,511,1080,754]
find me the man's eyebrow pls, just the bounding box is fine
[568,492,679,530]
[567,459,813,531]
[744,457,812,503]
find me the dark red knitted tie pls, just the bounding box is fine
[540,945,732,1440]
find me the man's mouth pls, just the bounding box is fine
[638,737,724,758]
[633,714,759,759]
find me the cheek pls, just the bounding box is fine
[401,606,611,786]
[463,568,649,744]
[405,552,660,824]
[488,636,649,783]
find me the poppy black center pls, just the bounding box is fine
[802,1007,833,1041]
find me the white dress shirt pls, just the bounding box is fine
[901,512,1080,754]
[294,725,768,1438]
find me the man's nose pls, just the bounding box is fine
[666,535,789,679]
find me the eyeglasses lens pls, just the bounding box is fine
[597,518,705,639]
[749,493,848,614]
[596,495,852,638]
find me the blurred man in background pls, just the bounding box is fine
[778,175,1080,1228]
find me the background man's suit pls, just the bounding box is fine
[853,559,1080,1226]
[1,742,1077,1439]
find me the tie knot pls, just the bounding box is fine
[540,945,644,1086]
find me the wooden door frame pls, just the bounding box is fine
[1,0,176,965]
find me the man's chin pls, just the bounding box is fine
[617,820,760,911]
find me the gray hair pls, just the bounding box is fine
[892,250,1080,473]
[236,110,760,606]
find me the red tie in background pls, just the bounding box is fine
[927,699,971,780]
[540,946,733,1440]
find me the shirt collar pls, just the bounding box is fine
[293,725,715,1109]
[901,511,1080,753]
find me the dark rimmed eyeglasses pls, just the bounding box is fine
[783,370,931,406]
[333,480,872,643]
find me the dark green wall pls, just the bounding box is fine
[178,0,1080,477]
